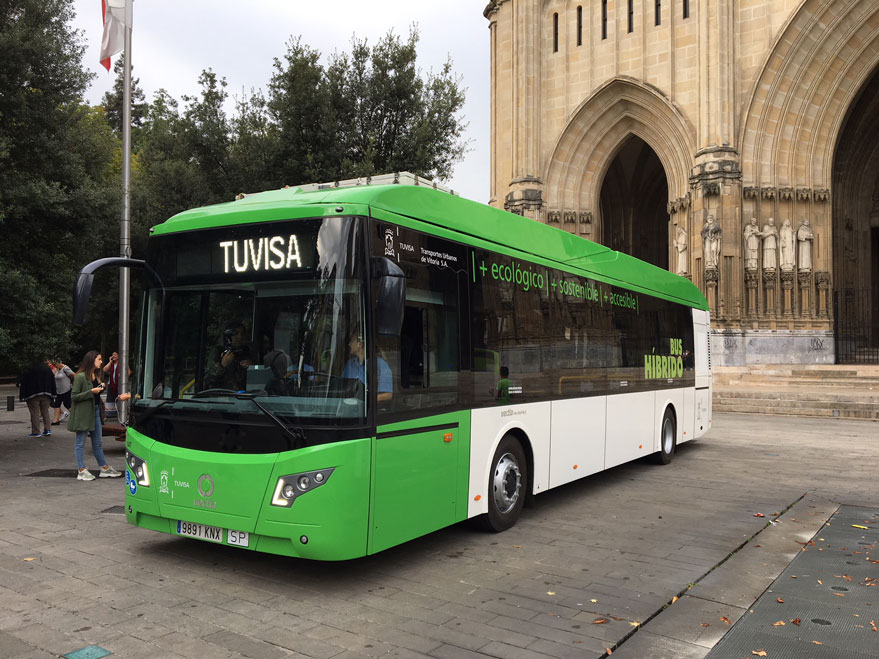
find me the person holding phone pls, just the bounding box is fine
[68,351,128,481]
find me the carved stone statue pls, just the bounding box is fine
[673,225,688,276]
[743,217,761,270]
[761,217,778,270]
[797,218,814,272]
[780,219,795,271]
[701,215,721,269]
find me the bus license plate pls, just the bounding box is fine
[176,520,249,548]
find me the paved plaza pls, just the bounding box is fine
[1,390,877,658]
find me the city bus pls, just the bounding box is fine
[74,173,712,560]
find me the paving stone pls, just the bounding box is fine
[609,630,710,659]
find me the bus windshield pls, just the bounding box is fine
[135,216,368,428]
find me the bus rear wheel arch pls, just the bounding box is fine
[481,433,529,532]
[653,406,677,465]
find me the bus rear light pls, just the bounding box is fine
[125,450,150,487]
[271,468,335,507]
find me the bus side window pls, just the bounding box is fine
[373,224,463,418]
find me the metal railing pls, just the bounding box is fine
[833,289,879,364]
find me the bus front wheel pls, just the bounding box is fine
[482,435,527,532]
[653,407,676,465]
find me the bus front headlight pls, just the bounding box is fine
[271,468,335,507]
[126,450,150,487]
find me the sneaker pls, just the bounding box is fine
[42,430,51,436]
[27,433,41,438]
[60,411,69,421]
[77,469,96,481]
[99,466,122,478]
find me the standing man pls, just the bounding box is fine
[103,350,131,418]
[18,357,56,437]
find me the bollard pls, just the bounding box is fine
[6,396,13,411]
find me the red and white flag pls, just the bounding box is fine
[100,0,132,71]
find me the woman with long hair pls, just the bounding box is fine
[67,350,128,481]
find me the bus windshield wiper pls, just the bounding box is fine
[132,397,227,426]
[200,391,306,450]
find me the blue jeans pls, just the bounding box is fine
[74,406,108,470]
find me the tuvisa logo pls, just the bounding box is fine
[159,470,169,494]
[219,235,302,273]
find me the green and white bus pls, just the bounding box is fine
[75,174,712,560]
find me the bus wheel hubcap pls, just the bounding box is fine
[663,419,674,454]
[493,453,521,514]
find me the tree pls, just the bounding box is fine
[268,27,468,185]
[0,0,120,372]
[100,57,148,144]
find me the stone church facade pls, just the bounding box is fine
[483,0,879,365]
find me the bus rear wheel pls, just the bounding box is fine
[653,407,676,465]
[482,435,527,532]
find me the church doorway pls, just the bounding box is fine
[832,66,879,363]
[598,136,669,269]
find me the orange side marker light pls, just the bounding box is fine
[573,464,578,470]
[443,433,453,443]
[474,495,482,501]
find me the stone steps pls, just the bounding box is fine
[713,364,879,419]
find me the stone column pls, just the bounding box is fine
[781,270,795,318]
[690,156,742,324]
[704,267,719,316]
[798,271,813,318]
[763,269,777,319]
[500,0,544,221]
[815,271,831,319]
[744,270,759,319]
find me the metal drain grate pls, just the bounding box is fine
[24,469,77,478]
[101,505,125,514]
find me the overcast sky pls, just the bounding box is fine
[70,0,491,203]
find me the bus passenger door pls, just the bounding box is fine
[370,411,470,554]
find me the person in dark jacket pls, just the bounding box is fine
[68,350,128,481]
[18,358,56,437]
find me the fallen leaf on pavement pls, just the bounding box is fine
[870,620,878,632]
[591,598,598,603]
[753,513,765,518]
[790,618,801,626]
[700,623,710,627]
[23,558,35,562]
[752,651,767,657]
[671,596,679,604]
[547,591,555,595]
[629,622,640,627]
[721,616,732,624]
[593,619,608,624]
[606,648,613,655]
[813,641,823,645]
[777,597,784,603]
[852,525,869,529]
[773,620,785,626]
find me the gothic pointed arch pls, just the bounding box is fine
[544,77,696,217]
[739,0,879,191]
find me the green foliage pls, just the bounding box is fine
[0,8,467,376]
[0,0,122,373]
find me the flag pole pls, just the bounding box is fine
[118,2,132,422]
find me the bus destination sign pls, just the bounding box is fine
[219,234,304,273]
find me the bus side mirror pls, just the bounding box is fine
[371,257,406,336]
[73,271,96,325]
[73,257,159,325]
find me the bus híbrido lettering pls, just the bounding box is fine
[75,173,712,560]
